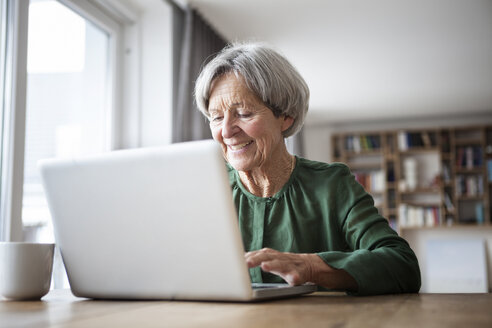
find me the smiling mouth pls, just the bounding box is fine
[228,141,253,151]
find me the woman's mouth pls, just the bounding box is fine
[228,141,253,151]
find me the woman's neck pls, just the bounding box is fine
[238,149,295,198]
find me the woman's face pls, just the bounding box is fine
[208,73,293,172]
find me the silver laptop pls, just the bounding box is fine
[39,139,316,301]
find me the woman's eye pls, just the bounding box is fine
[238,112,251,118]
[211,116,223,122]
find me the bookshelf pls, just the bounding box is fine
[331,125,492,232]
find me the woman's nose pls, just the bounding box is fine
[221,113,238,138]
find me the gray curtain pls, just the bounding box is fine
[172,6,227,143]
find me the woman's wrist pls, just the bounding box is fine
[304,254,358,291]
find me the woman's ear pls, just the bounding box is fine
[281,116,294,132]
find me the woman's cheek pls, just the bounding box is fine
[210,125,221,141]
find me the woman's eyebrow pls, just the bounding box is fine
[229,102,243,108]
[208,108,221,116]
[209,102,244,113]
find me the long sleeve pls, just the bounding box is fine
[317,165,421,295]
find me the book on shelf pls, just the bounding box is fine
[455,175,483,197]
[386,166,395,183]
[354,171,385,193]
[398,204,441,228]
[425,207,440,227]
[456,146,482,168]
[459,202,485,224]
[421,132,431,147]
[398,132,408,151]
[387,190,396,208]
[476,203,484,224]
[442,164,451,183]
[466,147,473,168]
[398,131,435,150]
[345,135,381,152]
[388,218,398,232]
[440,133,450,153]
[488,159,492,182]
[444,192,454,211]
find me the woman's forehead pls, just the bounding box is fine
[209,73,260,108]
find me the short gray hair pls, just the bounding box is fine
[194,43,309,137]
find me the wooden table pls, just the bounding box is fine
[1,289,491,328]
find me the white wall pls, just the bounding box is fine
[119,0,173,148]
[139,1,173,147]
[296,0,492,122]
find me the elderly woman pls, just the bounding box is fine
[194,43,421,295]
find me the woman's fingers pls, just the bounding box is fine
[245,248,312,285]
[245,248,278,268]
[261,259,303,285]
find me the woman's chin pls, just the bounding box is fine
[226,149,254,170]
[227,158,254,172]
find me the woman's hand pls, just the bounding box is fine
[245,248,315,285]
[245,248,358,291]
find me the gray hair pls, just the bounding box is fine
[194,43,309,137]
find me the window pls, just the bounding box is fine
[22,0,123,287]
[0,0,127,288]
[23,0,111,243]
[0,0,29,242]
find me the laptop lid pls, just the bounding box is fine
[39,140,316,301]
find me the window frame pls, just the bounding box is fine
[0,0,134,241]
[0,0,29,241]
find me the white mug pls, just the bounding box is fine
[0,242,55,300]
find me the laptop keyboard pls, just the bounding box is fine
[252,283,290,289]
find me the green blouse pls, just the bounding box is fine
[227,157,421,296]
